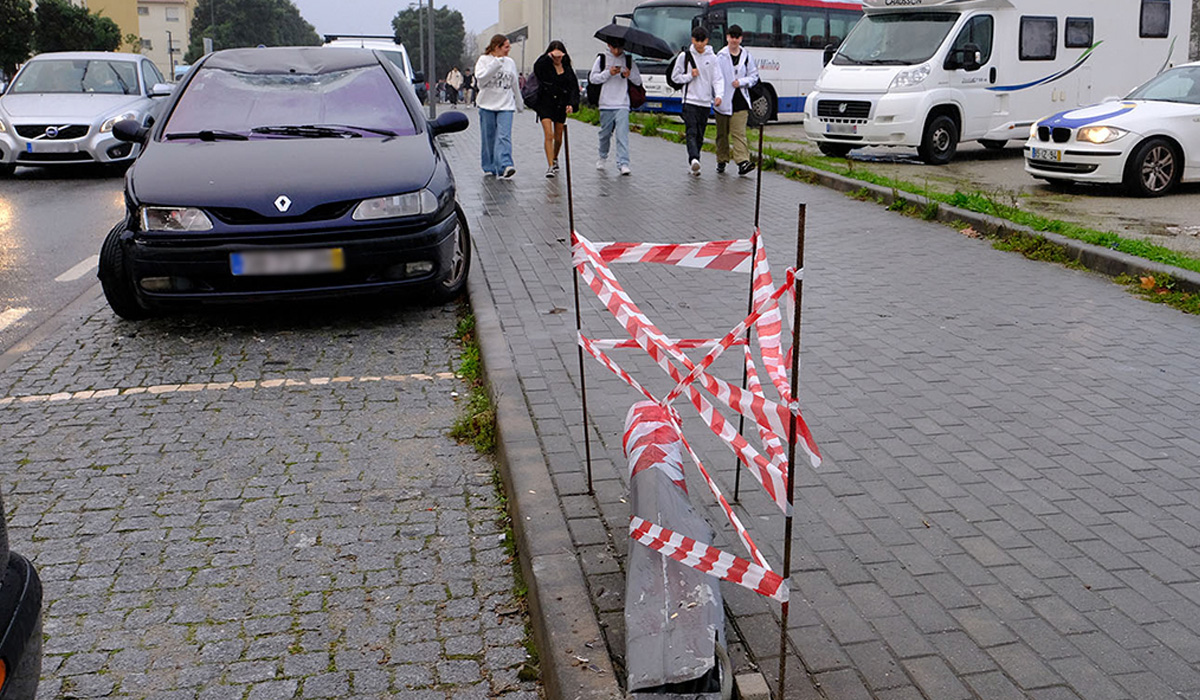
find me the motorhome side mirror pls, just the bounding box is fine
[430,110,469,136]
[113,119,148,144]
[823,45,835,66]
[958,44,982,72]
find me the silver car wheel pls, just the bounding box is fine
[1140,145,1175,194]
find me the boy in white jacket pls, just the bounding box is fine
[670,25,724,176]
[590,40,642,175]
[715,25,760,176]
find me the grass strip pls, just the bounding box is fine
[449,306,497,453]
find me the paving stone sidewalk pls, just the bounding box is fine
[448,106,1200,700]
[1,301,544,699]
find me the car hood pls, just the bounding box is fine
[815,65,902,93]
[0,93,147,121]
[130,136,438,214]
[1036,100,1197,130]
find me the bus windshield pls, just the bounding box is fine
[632,4,703,56]
[834,12,958,66]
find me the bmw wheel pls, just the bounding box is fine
[1124,137,1180,197]
[430,206,472,303]
[98,222,153,320]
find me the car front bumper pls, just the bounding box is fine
[0,125,139,167]
[120,210,464,308]
[805,90,925,148]
[1022,138,1129,184]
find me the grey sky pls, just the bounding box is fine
[292,0,499,36]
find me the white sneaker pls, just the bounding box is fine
[690,159,701,176]
[545,166,556,179]
[499,166,516,179]
[596,159,606,170]
[619,164,631,176]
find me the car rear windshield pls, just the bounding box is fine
[162,63,417,139]
[10,59,140,95]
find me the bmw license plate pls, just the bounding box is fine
[826,123,857,134]
[27,141,78,153]
[230,248,345,276]
[1030,147,1062,162]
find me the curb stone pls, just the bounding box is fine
[467,266,625,700]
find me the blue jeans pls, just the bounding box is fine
[480,108,514,174]
[598,108,630,167]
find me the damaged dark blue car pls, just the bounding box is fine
[0,492,42,700]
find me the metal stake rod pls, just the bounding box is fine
[777,203,805,700]
[565,124,594,494]
[733,125,767,502]
[427,0,437,119]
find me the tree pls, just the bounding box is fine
[185,0,319,63]
[124,32,142,54]
[0,0,35,79]
[391,5,466,82]
[33,0,120,54]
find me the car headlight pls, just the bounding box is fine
[1076,126,1127,144]
[1029,122,1039,139]
[101,111,138,133]
[352,189,439,220]
[140,206,214,232]
[0,120,6,133]
[889,63,931,90]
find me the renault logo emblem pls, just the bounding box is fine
[274,195,292,213]
[838,103,847,114]
[45,126,59,138]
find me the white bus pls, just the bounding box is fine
[804,0,1193,163]
[630,0,863,118]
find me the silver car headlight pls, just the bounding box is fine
[140,206,214,232]
[889,63,931,90]
[352,189,439,220]
[1076,126,1127,144]
[101,111,138,133]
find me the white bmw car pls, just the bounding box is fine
[0,51,172,176]
[1024,62,1200,197]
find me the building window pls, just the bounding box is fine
[137,6,148,15]
[141,38,153,50]
[1140,0,1170,37]
[1019,16,1057,60]
[165,6,180,21]
[1065,18,1093,48]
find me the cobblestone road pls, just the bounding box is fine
[449,107,1200,700]
[1,298,542,699]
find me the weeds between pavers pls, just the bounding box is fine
[449,307,497,453]
[569,111,1200,314]
[489,470,542,682]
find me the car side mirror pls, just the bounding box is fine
[822,45,835,66]
[948,44,981,71]
[113,119,149,144]
[413,71,425,84]
[149,82,174,97]
[430,111,469,136]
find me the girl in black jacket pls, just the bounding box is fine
[532,40,581,178]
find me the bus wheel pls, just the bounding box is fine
[818,143,853,158]
[918,114,958,165]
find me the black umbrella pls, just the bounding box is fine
[594,23,674,60]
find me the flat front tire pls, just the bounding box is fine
[918,114,959,165]
[1124,137,1180,197]
[430,206,471,303]
[99,223,152,320]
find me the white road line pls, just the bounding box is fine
[0,307,31,332]
[55,255,100,282]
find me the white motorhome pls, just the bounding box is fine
[804,0,1192,163]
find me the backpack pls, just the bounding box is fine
[587,53,638,108]
[665,49,696,91]
[521,71,540,110]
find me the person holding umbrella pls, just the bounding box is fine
[475,34,523,179]
[589,38,642,176]
[533,41,581,178]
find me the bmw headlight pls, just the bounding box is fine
[101,111,138,133]
[889,63,931,90]
[352,189,439,220]
[140,206,214,232]
[1076,126,1127,144]
[1029,122,1039,139]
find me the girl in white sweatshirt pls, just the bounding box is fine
[474,34,523,178]
[670,26,724,175]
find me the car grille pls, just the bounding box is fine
[207,201,358,226]
[1036,126,1072,143]
[16,151,95,163]
[15,124,90,140]
[816,100,871,120]
[1025,159,1097,174]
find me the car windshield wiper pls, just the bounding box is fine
[250,125,363,138]
[163,130,250,141]
[307,123,398,137]
[107,63,131,94]
[859,58,913,65]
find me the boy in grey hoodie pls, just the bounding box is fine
[670,25,724,176]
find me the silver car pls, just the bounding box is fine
[0,51,172,176]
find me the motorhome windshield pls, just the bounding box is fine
[833,12,958,66]
[632,4,702,57]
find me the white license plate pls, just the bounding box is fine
[1030,147,1062,162]
[230,248,345,276]
[826,123,857,134]
[646,102,663,109]
[27,141,78,153]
